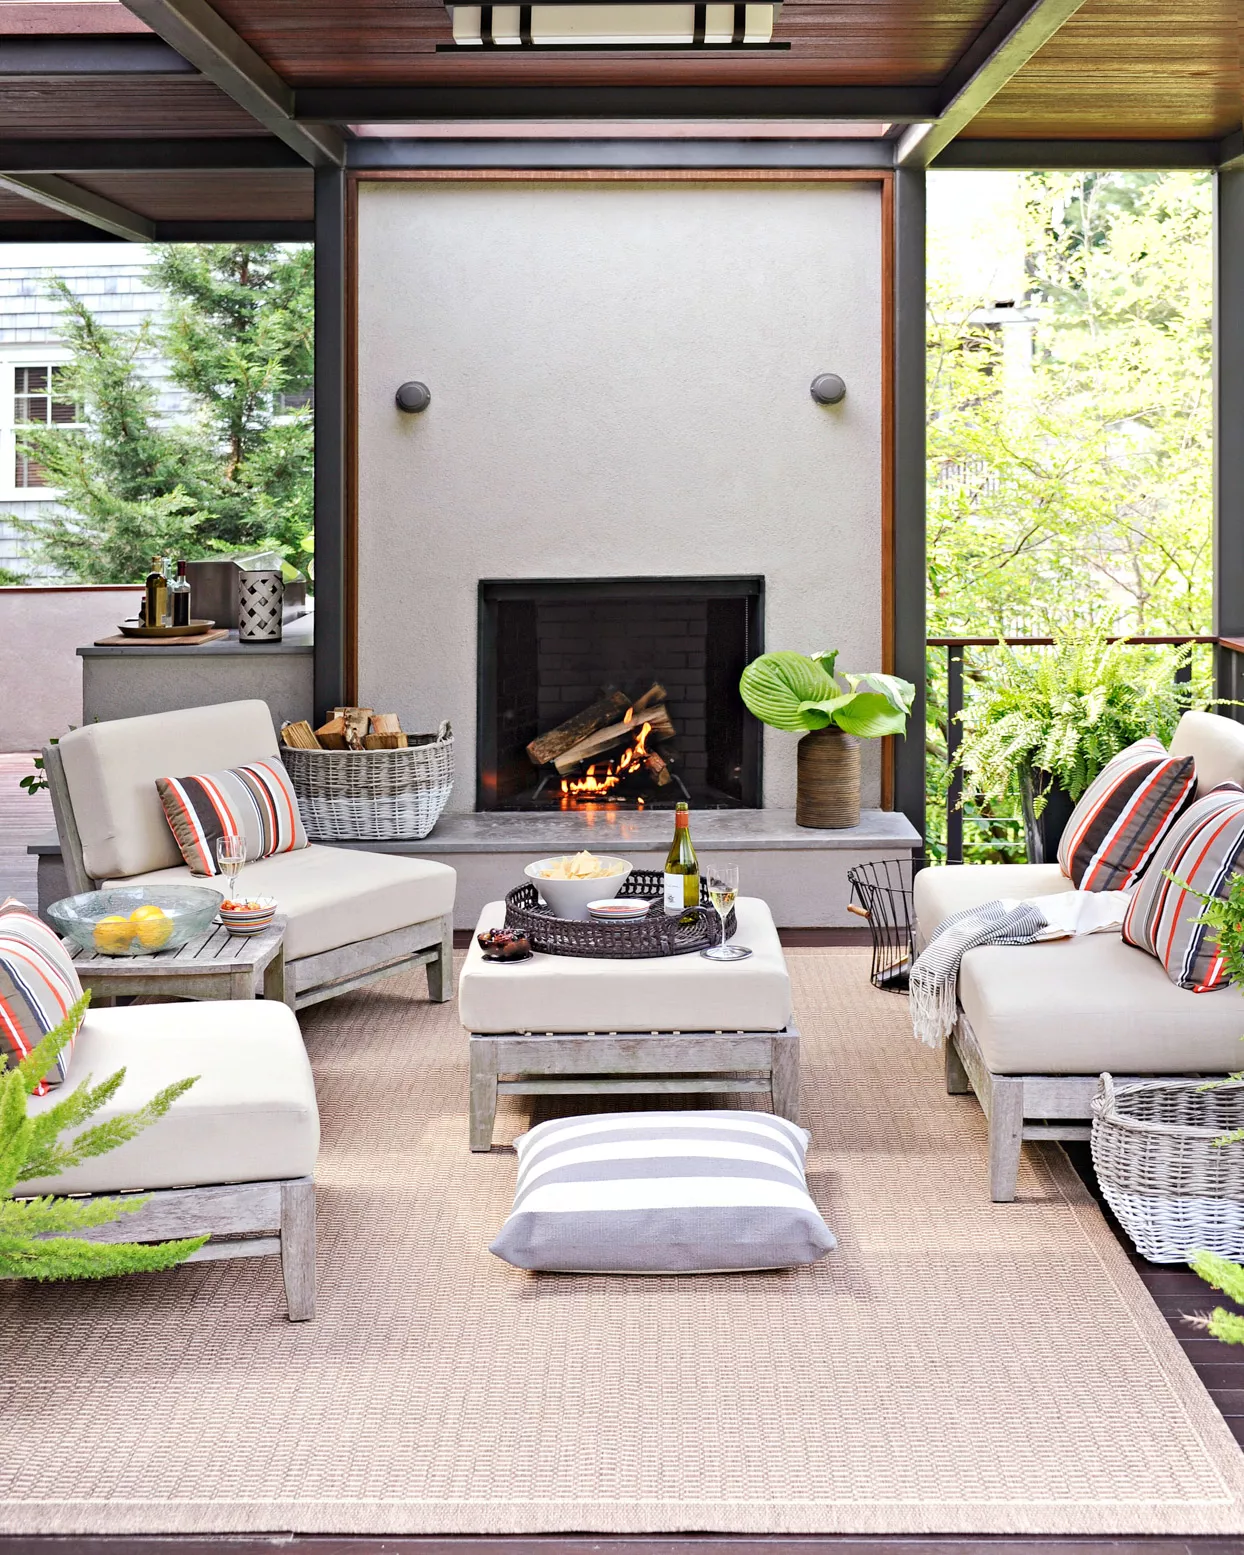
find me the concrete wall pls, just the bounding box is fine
[355,178,884,812]
[0,586,141,750]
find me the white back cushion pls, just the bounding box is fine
[1170,710,1244,798]
[59,700,280,881]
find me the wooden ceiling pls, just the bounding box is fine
[0,0,1237,236]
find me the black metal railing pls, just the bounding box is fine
[927,634,1237,865]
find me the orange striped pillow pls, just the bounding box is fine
[0,897,84,1094]
[1056,737,1195,891]
[1123,785,1244,990]
[156,761,308,877]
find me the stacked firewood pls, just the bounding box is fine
[526,682,674,787]
[281,708,409,752]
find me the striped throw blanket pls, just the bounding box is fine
[910,891,1132,1049]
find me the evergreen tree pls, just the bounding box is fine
[0,993,206,1281]
[10,243,313,583]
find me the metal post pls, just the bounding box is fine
[946,645,964,865]
[892,167,927,840]
[1215,168,1244,713]
[313,165,347,720]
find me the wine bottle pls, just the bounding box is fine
[144,556,168,633]
[170,558,192,627]
[664,801,700,919]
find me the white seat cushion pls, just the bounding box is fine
[60,700,282,881]
[913,862,1074,944]
[107,844,456,962]
[459,896,791,1034]
[22,999,318,1196]
[1170,709,1244,797]
[958,932,1244,1076]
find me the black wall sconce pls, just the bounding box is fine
[395,381,431,413]
[810,373,846,406]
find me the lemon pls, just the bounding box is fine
[93,914,135,954]
[129,904,172,951]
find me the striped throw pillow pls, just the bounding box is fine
[1123,784,1244,991]
[489,1110,836,1273]
[156,759,308,877]
[0,897,84,1094]
[1056,737,1196,891]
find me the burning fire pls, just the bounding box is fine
[560,712,653,802]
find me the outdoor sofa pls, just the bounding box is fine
[914,710,1244,1202]
[43,699,457,1010]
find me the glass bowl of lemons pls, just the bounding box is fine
[47,884,224,957]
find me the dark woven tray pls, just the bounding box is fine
[504,869,737,959]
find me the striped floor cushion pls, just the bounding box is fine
[1123,784,1244,991]
[157,759,307,877]
[489,1110,836,1274]
[0,897,85,1094]
[1056,736,1196,891]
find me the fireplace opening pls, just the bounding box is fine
[478,577,764,811]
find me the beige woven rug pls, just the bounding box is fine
[4,949,1244,1537]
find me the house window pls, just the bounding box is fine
[14,365,80,488]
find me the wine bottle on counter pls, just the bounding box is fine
[664,801,700,919]
[169,558,192,627]
[145,556,169,632]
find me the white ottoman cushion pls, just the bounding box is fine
[459,896,792,1034]
[108,843,456,962]
[22,999,319,1196]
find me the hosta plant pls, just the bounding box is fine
[739,649,915,738]
[0,992,206,1282]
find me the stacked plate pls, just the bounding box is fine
[218,896,278,937]
[587,898,652,923]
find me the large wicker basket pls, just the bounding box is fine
[1090,1073,1244,1262]
[283,722,454,841]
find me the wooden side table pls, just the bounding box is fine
[70,916,288,1006]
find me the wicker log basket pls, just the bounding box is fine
[283,721,454,841]
[1090,1073,1244,1262]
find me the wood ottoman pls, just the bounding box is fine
[458,896,798,1151]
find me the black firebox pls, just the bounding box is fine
[477,576,764,811]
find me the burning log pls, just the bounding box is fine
[553,705,675,776]
[526,689,629,768]
[645,749,673,787]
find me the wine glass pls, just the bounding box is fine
[701,862,751,962]
[216,835,247,906]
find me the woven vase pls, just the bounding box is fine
[796,726,860,829]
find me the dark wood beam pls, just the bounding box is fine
[347,138,895,171]
[936,139,1219,170]
[1220,130,1244,172]
[313,165,348,719]
[0,172,154,240]
[121,0,344,167]
[0,138,303,172]
[298,85,939,123]
[896,0,1091,169]
[0,33,193,74]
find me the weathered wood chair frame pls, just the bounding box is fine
[948,1012,1208,1204]
[43,741,454,1011]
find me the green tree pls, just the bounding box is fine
[11,243,313,583]
[925,170,1213,858]
[0,993,206,1282]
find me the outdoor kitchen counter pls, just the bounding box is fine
[76,613,314,731]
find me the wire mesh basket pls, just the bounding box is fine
[1091,1074,1244,1263]
[846,856,920,993]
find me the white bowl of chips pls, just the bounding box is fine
[524,851,632,921]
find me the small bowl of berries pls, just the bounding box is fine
[477,927,533,962]
[218,895,278,937]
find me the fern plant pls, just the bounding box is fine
[956,628,1209,822]
[0,992,207,1281]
